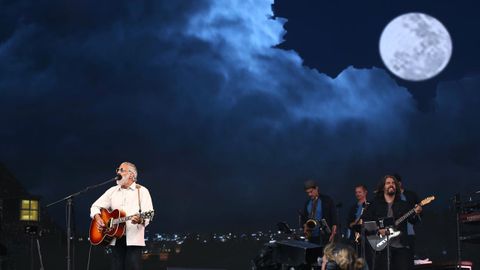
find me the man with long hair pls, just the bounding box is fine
[361,175,422,270]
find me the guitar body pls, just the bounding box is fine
[89,208,126,245]
[366,228,401,251]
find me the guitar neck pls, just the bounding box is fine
[393,196,434,227]
[112,212,148,225]
[394,208,416,227]
[112,214,134,225]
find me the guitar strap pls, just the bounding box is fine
[310,198,318,219]
[136,184,142,213]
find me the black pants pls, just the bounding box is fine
[406,235,415,257]
[372,247,413,270]
[111,237,142,270]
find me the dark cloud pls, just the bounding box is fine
[1,0,480,233]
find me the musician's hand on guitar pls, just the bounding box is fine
[414,205,423,215]
[378,228,386,236]
[131,214,143,225]
[94,214,105,230]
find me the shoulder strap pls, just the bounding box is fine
[136,184,142,213]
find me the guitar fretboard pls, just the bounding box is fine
[394,208,416,226]
[111,211,154,225]
[112,215,134,225]
[393,196,434,227]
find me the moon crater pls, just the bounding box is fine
[379,13,452,81]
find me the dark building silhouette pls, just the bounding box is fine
[0,163,64,270]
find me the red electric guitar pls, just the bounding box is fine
[89,208,154,245]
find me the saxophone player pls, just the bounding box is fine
[300,180,338,245]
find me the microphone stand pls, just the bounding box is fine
[46,177,117,270]
[36,237,45,270]
[453,194,461,270]
[360,223,366,262]
[335,203,342,241]
[385,227,391,270]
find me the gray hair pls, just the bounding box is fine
[122,161,138,181]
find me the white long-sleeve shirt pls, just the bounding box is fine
[90,182,154,246]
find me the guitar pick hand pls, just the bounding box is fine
[94,214,106,230]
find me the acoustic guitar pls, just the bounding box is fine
[89,208,154,245]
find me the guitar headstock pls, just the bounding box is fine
[419,196,435,206]
[141,210,155,220]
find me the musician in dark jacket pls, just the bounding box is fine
[394,173,421,256]
[361,175,422,270]
[300,180,338,245]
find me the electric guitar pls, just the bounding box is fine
[89,208,154,245]
[367,196,435,251]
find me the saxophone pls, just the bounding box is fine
[304,219,319,239]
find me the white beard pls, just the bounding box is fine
[116,177,128,186]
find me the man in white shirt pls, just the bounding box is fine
[90,162,154,270]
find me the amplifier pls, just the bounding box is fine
[272,240,323,266]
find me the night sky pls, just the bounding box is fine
[1,0,480,234]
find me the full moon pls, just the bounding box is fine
[379,12,452,81]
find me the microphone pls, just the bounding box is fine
[115,174,122,180]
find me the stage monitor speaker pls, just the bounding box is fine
[273,240,323,266]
